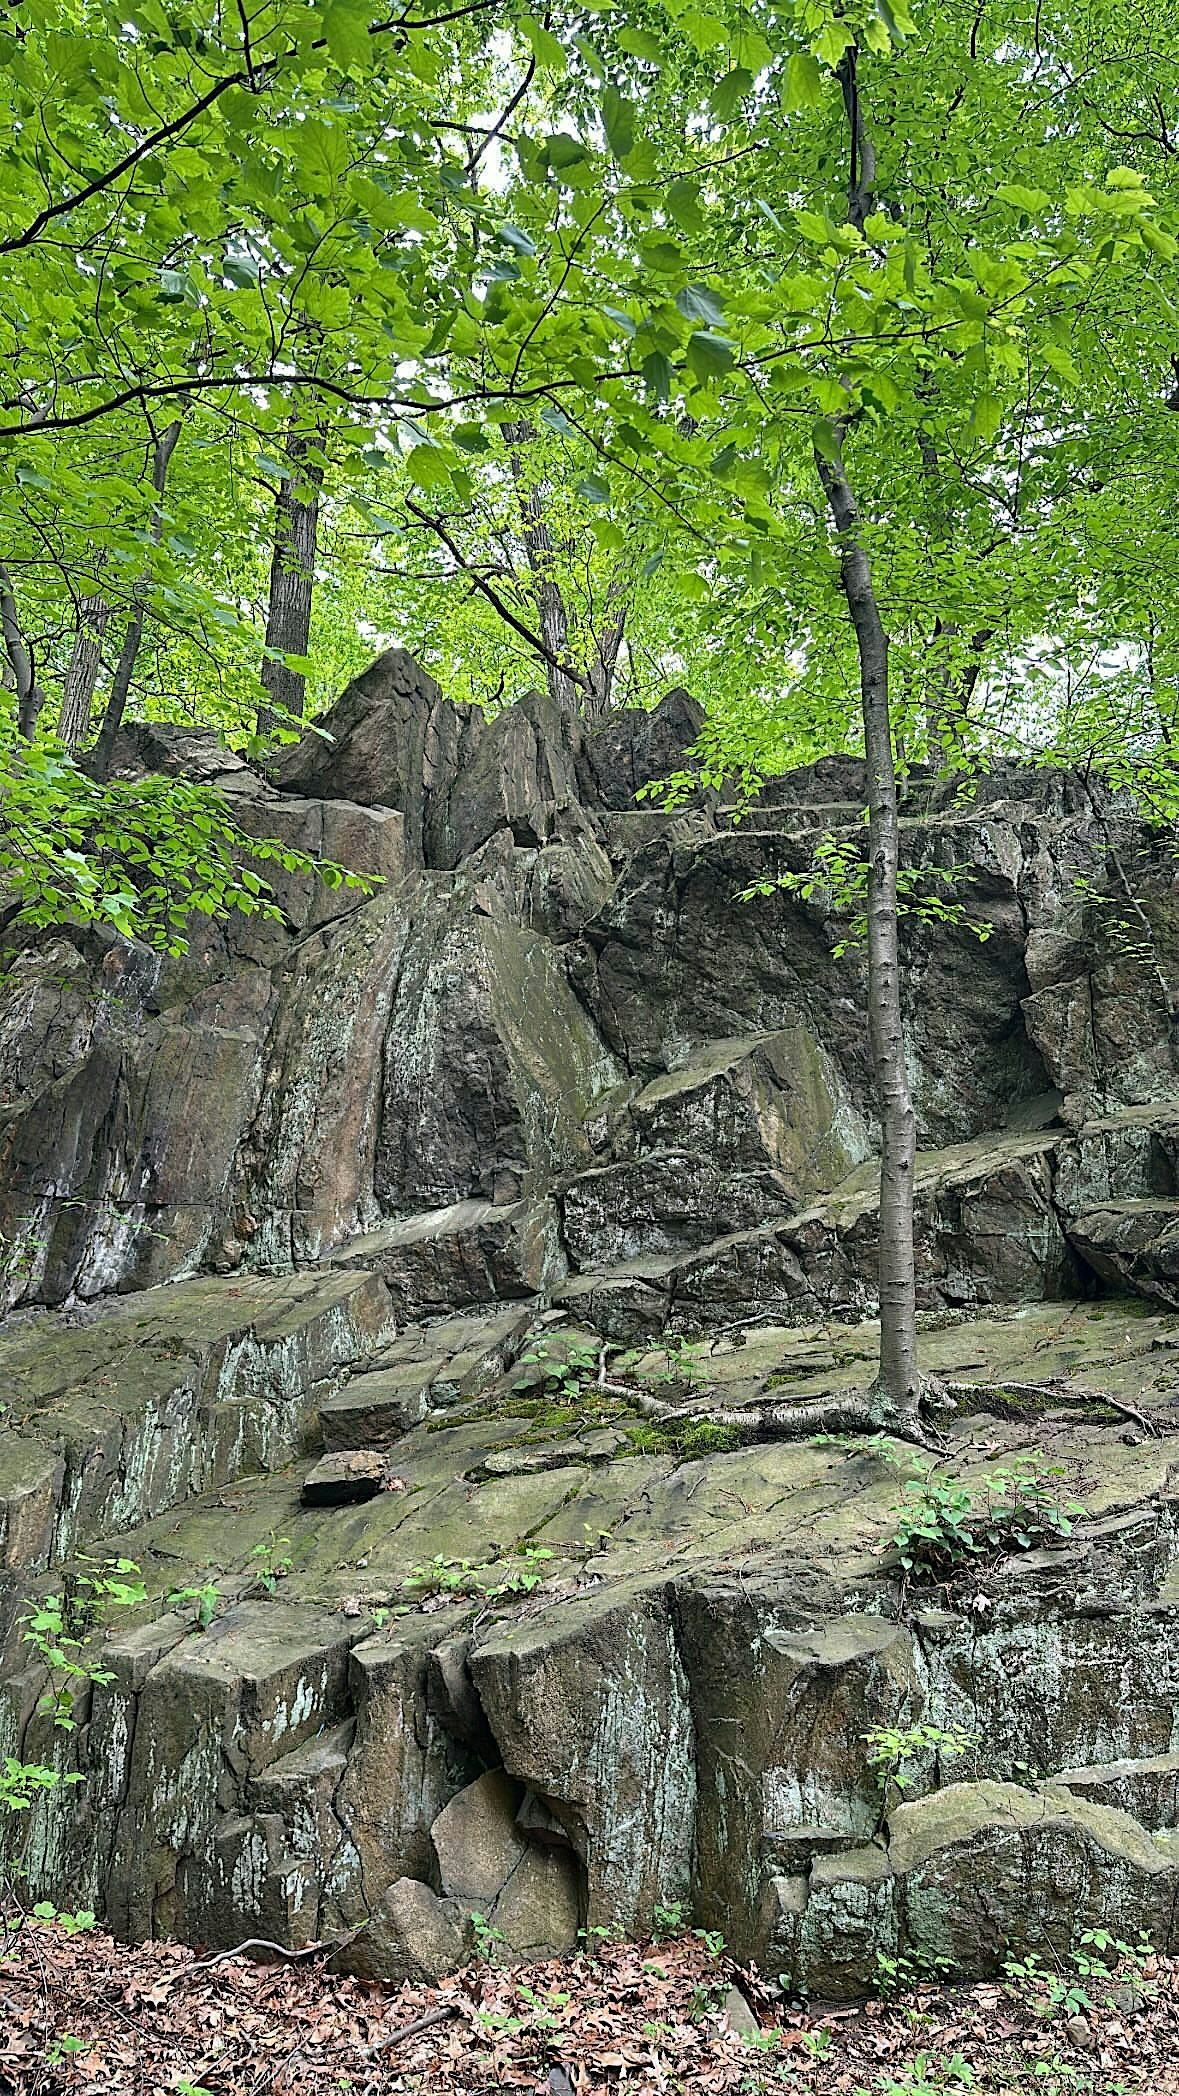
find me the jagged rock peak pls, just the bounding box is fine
[274,649,706,867]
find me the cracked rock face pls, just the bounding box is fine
[5,654,1179,1993]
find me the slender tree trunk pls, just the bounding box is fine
[91,419,181,782]
[584,561,629,718]
[256,425,324,737]
[59,594,109,749]
[816,437,921,1419]
[0,561,45,738]
[817,42,922,1426]
[504,420,577,711]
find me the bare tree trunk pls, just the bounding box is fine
[816,435,921,1423]
[584,561,629,718]
[811,44,922,1429]
[257,425,324,737]
[59,594,109,749]
[0,561,45,738]
[504,420,577,711]
[91,420,181,782]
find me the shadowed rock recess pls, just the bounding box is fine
[5,650,1179,1995]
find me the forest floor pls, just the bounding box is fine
[1,1915,1177,2096]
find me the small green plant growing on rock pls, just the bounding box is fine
[873,1944,956,1999]
[250,1533,293,1593]
[515,1336,599,1402]
[1,1756,80,1815]
[862,1720,978,1826]
[167,1580,222,1631]
[399,1545,554,1606]
[1004,1930,1157,2020]
[22,1557,147,1727]
[888,1459,1081,1579]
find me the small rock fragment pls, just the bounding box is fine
[302,1450,385,1505]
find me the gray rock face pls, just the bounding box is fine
[7,651,1179,1997]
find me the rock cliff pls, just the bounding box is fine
[4,652,1179,1994]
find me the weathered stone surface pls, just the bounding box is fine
[427,1762,581,1954]
[359,1875,467,1983]
[471,1581,695,1934]
[11,658,1179,1997]
[1065,1200,1179,1305]
[0,1267,390,1565]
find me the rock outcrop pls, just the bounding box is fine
[4,651,1179,1995]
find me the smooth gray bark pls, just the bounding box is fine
[0,561,45,738]
[815,435,921,1420]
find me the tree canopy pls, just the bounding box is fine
[2,0,1177,934]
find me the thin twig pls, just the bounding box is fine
[363,2002,461,2057]
[187,1924,364,1973]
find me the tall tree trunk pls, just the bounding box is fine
[819,42,923,1428]
[504,420,577,711]
[584,561,629,718]
[816,435,921,1423]
[91,419,181,782]
[59,594,109,749]
[0,561,45,738]
[256,425,324,737]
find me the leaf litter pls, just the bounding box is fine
[3,1916,1179,2095]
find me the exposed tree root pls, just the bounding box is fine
[604,1373,955,1449]
[606,1366,1157,1449]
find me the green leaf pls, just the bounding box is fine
[995,182,1051,214]
[520,13,567,71]
[709,68,754,121]
[813,19,853,65]
[680,10,728,51]
[222,249,259,288]
[497,224,537,256]
[667,179,706,235]
[545,132,591,173]
[676,282,725,327]
[686,328,735,378]
[811,415,840,464]
[969,392,1003,441]
[616,26,664,62]
[322,0,371,67]
[601,86,636,161]
[405,444,454,491]
[642,349,673,401]
[578,473,611,502]
[784,51,824,111]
